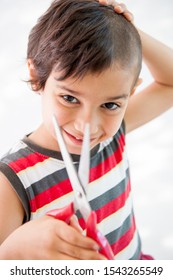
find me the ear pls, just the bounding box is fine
[130,78,143,97]
[27,59,41,92]
[27,59,36,80]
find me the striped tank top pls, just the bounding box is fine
[0,122,142,259]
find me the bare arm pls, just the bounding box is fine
[98,0,173,133]
[139,30,173,86]
[0,173,105,260]
[0,172,24,245]
[125,30,173,133]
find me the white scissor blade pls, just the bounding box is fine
[78,123,90,193]
[52,115,91,221]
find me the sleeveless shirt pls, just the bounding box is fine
[0,122,142,259]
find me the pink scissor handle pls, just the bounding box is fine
[86,211,114,260]
[46,202,74,224]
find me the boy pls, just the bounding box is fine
[0,0,173,259]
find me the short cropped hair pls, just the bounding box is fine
[27,0,142,91]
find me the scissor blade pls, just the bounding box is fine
[78,123,90,193]
[52,115,91,221]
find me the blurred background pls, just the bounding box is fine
[0,0,173,259]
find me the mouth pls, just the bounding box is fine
[63,130,97,147]
[63,130,84,146]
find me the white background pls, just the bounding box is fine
[0,0,173,259]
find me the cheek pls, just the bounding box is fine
[104,117,124,138]
[52,106,74,128]
[105,104,128,137]
[41,94,68,124]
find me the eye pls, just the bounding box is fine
[102,102,119,111]
[62,95,79,104]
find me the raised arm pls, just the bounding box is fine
[98,0,173,133]
[125,30,173,132]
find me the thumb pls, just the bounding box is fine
[69,215,83,233]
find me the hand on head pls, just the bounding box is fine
[98,0,134,22]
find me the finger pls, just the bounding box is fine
[69,215,83,233]
[122,11,134,22]
[56,237,107,260]
[98,0,134,23]
[98,0,109,5]
[114,4,134,22]
[55,220,100,251]
[98,0,119,8]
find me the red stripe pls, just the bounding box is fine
[9,153,49,173]
[96,179,131,222]
[90,133,125,182]
[79,179,131,229]
[10,132,124,174]
[30,178,72,212]
[30,131,125,212]
[111,215,136,256]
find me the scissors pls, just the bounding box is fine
[46,114,114,260]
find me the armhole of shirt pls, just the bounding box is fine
[0,162,30,222]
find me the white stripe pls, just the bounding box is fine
[18,143,128,194]
[18,157,65,189]
[31,181,132,228]
[30,191,74,220]
[97,193,133,235]
[30,150,129,221]
[86,150,129,201]
[114,230,139,260]
[31,175,131,223]
[98,137,113,152]
[9,141,28,154]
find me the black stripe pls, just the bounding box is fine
[1,146,32,164]
[26,165,70,199]
[91,127,125,169]
[26,150,128,202]
[76,168,130,225]
[23,136,99,161]
[106,212,133,245]
[89,169,129,212]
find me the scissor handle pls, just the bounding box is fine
[86,211,114,260]
[46,202,74,224]
[47,205,114,259]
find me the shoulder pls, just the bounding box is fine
[0,139,29,163]
[0,171,24,244]
[0,139,32,222]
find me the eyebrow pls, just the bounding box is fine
[106,94,129,101]
[56,84,83,96]
[55,83,129,101]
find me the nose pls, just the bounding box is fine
[74,109,99,135]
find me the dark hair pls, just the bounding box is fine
[27,0,142,91]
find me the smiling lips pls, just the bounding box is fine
[64,130,85,145]
[64,130,97,146]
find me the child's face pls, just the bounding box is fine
[40,66,135,154]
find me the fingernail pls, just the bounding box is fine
[93,244,100,251]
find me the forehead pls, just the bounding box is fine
[51,66,135,97]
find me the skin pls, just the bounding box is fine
[0,0,173,259]
[0,65,136,260]
[29,66,136,155]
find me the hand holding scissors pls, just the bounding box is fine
[46,115,114,260]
